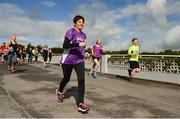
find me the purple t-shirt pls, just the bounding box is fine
[61,28,86,64]
[93,44,103,58]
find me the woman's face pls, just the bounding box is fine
[12,35,16,42]
[97,40,101,45]
[74,19,84,31]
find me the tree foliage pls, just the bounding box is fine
[12,43,180,55]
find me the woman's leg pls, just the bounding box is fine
[74,62,85,104]
[58,64,73,92]
[92,59,100,72]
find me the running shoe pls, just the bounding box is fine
[88,72,92,77]
[11,67,16,73]
[78,102,89,113]
[92,72,97,79]
[128,77,134,82]
[56,89,64,102]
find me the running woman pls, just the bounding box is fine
[1,42,9,63]
[32,48,39,64]
[88,39,103,78]
[0,42,6,63]
[128,38,141,82]
[8,34,18,73]
[56,15,89,113]
[48,48,53,63]
[27,48,33,64]
[41,45,49,68]
[20,48,26,64]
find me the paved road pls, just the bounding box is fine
[0,63,180,118]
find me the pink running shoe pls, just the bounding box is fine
[78,102,89,113]
[56,89,64,102]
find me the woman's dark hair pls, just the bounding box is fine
[132,38,138,42]
[73,15,85,24]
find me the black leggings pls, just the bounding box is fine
[35,56,38,62]
[58,62,85,104]
[49,55,52,62]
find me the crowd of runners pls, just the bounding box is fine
[0,15,141,113]
[0,35,54,72]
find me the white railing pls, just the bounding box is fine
[12,54,179,74]
[1,54,178,84]
[85,54,180,84]
[107,54,180,74]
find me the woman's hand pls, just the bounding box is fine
[79,41,86,47]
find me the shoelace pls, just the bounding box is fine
[81,103,88,109]
[57,91,64,98]
[59,93,64,98]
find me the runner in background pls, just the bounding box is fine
[8,34,18,73]
[88,39,103,78]
[41,45,49,68]
[32,47,39,64]
[128,38,141,82]
[0,42,6,63]
[1,43,9,63]
[48,48,53,63]
[27,48,33,64]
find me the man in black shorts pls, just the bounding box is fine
[128,38,141,82]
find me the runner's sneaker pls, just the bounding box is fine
[78,102,89,113]
[128,77,134,82]
[88,72,92,77]
[56,89,64,102]
[11,68,16,73]
[92,72,97,78]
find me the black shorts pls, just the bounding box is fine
[43,56,48,62]
[92,56,100,61]
[129,61,139,69]
[43,53,48,62]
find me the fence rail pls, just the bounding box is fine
[108,54,180,74]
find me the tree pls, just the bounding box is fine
[85,47,92,54]
[36,45,43,52]
[164,49,173,55]
[17,44,25,50]
[51,47,63,54]
[26,43,35,50]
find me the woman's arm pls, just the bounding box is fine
[63,38,79,49]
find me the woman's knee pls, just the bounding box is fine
[96,62,100,66]
[135,68,140,73]
[94,60,99,66]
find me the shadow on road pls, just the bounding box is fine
[16,69,27,73]
[64,86,78,106]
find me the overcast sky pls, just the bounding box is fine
[0,0,179,51]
